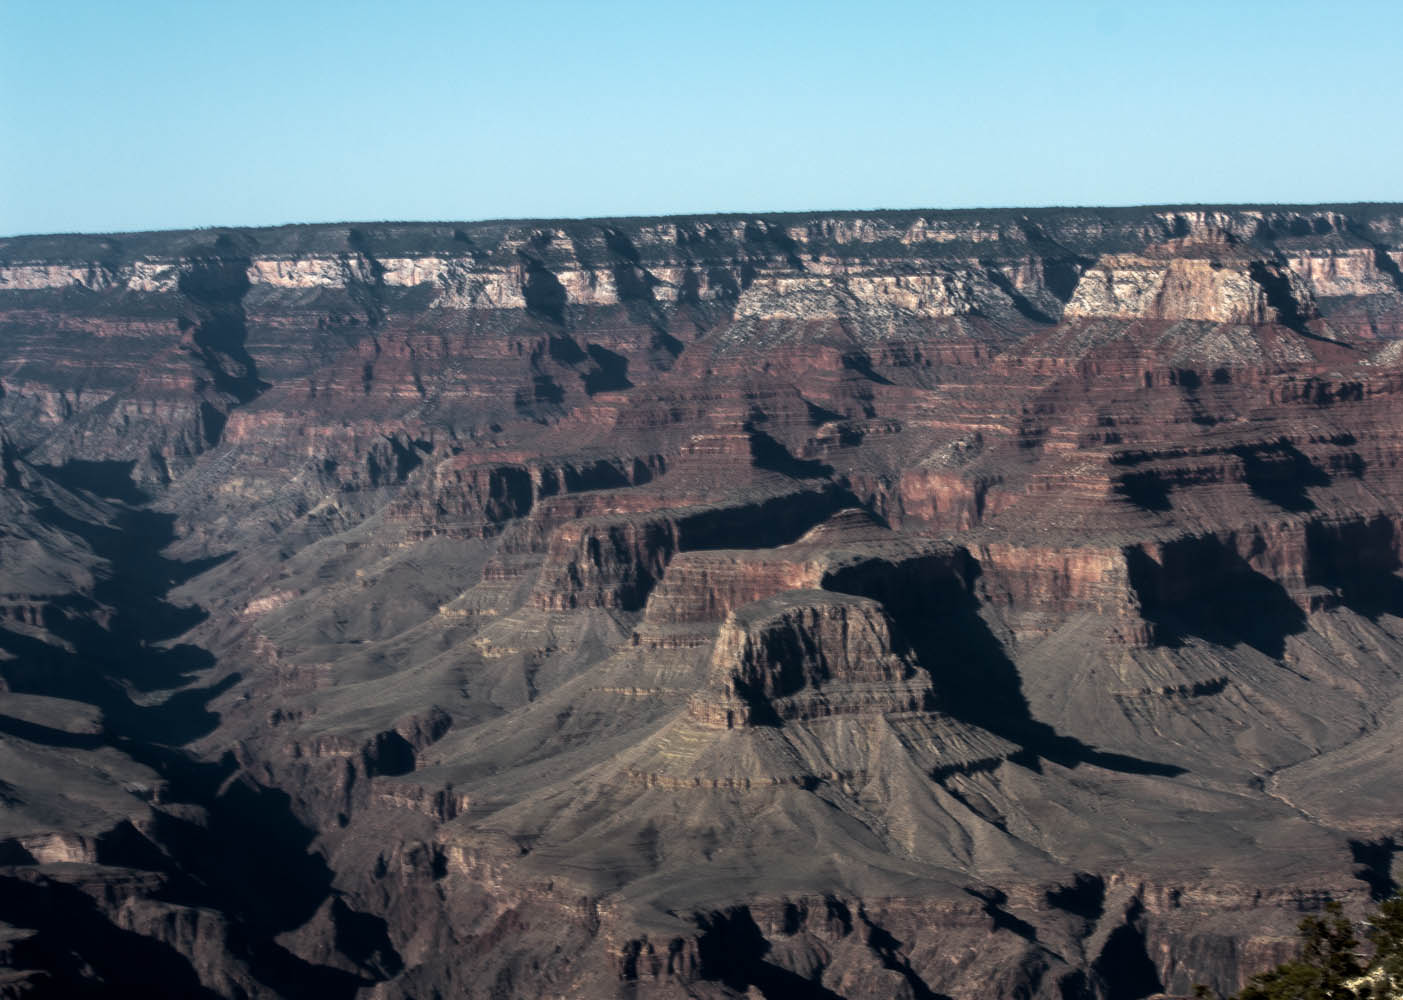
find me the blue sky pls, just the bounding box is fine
[2,0,1400,235]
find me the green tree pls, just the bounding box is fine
[1368,893,1403,998]
[1235,901,1364,1000]
[1194,892,1403,1000]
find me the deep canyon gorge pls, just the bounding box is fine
[0,205,1402,997]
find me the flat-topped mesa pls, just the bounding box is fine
[845,465,1004,532]
[630,509,979,654]
[528,483,843,612]
[387,457,532,536]
[637,508,890,629]
[388,452,664,538]
[637,550,826,628]
[691,590,933,727]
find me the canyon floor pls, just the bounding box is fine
[1,205,1402,998]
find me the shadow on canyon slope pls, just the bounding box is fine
[0,872,225,1000]
[826,555,1186,778]
[1113,470,1173,512]
[0,497,230,743]
[923,587,1187,778]
[696,905,957,1000]
[692,901,973,1000]
[1113,443,1333,516]
[179,247,271,408]
[0,460,397,997]
[1351,837,1400,902]
[697,909,849,999]
[1306,515,1403,622]
[1232,441,1331,513]
[1090,900,1164,1000]
[747,424,834,479]
[1126,542,1307,661]
[36,458,151,504]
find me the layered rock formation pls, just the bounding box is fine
[691,590,933,726]
[2,205,1403,998]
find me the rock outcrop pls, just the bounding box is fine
[692,590,931,726]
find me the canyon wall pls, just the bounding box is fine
[1,205,1403,998]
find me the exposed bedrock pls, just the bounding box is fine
[4,206,1403,998]
[272,705,457,830]
[529,482,845,611]
[692,590,932,727]
[604,880,1335,1000]
[1063,253,1324,328]
[389,452,665,538]
[969,511,1403,647]
[636,508,922,625]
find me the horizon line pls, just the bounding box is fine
[4,199,1402,243]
